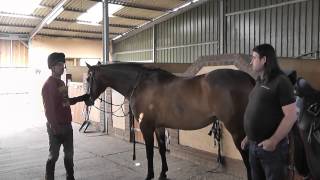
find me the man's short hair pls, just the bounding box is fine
[47,52,65,69]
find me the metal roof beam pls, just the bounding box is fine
[39,4,86,13]
[109,32,122,35]
[29,0,68,40]
[0,23,111,34]
[42,27,102,34]
[0,23,34,28]
[37,33,103,40]
[108,24,136,29]
[115,14,152,21]
[0,13,141,29]
[0,17,135,29]
[0,33,29,41]
[0,12,41,20]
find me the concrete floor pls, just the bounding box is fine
[0,124,244,180]
[0,80,244,180]
[0,123,244,180]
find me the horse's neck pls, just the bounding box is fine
[100,67,140,97]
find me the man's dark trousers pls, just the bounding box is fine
[45,123,74,180]
[248,139,288,180]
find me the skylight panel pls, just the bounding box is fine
[77,2,123,25]
[0,0,42,15]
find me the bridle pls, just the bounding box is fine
[85,68,141,160]
[86,69,143,118]
[86,70,95,104]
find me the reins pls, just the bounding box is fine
[85,69,143,161]
[90,71,143,118]
[93,97,129,118]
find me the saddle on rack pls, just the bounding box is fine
[295,78,320,99]
[295,78,320,144]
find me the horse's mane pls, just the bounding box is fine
[95,62,176,81]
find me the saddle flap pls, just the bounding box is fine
[307,103,320,117]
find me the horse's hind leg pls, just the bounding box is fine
[140,122,155,180]
[155,127,168,179]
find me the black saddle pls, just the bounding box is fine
[295,78,320,144]
[284,70,297,85]
[295,78,320,99]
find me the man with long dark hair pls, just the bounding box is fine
[241,44,297,180]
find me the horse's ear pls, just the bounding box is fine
[86,63,92,69]
[97,61,102,66]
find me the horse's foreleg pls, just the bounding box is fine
[155,128,168,179]
[141,123,155,180]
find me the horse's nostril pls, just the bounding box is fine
[85,100,93,106]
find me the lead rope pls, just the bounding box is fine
[79,105,91,132]
[207,116,224,173]
[129,107,136,161]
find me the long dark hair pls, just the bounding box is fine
[253,44,283,82]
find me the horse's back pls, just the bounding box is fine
[205,69,255,89]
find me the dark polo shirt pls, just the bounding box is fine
[244,74,295,142]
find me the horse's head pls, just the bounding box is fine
[85,63,106,106]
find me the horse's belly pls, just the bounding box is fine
[158,113,212,130]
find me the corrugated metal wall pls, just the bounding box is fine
[225,0,319,57]
[113,28,153,62]
[113,0,319,63]
[113,0,220,63]
[156,0,220,63]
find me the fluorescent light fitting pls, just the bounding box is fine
[0,12,39,19]
[77,21,101,26]
[173,2,191,12]
[112,35,122,40]
[46,7,64,25]
[192,0,199,2]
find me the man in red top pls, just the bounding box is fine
[42,52,88,180]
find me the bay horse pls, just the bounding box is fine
[293,78,320,179]
[84,63,255,180]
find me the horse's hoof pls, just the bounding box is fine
[158,176,167,180]
[145,173,154,180]
[158,173,167,180]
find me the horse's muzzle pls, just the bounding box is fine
[85,98,94,106]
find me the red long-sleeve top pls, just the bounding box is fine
[42,76,72,129]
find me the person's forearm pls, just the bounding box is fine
[69,94,88,105]
[270,103,297,145]
[69,97,78,105]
